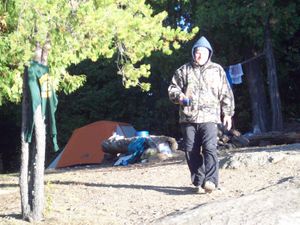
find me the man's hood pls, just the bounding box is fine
[191,36,213,62]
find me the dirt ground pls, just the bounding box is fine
[0,143,300,225]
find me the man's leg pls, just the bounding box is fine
[181,123,205,187]
[199,122,219,187]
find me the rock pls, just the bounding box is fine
[154,177,300,225]
[220,151,286,169]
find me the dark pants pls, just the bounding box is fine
[181,122,219,187]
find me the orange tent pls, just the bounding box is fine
[48,120,136,169]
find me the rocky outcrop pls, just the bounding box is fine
[155,177,300,225]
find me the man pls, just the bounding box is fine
[168,36,235,193]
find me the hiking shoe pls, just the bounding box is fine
[203,181,216,193]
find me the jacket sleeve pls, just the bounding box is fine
[168,67,186,104]
[219,67,235,117]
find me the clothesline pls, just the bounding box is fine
[225,52,265,69]
[237,52,265,65]
[224,52,265,85]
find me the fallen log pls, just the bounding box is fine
[102,135,178,155]
[248,131,300,146]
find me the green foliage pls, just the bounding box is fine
[194,0,300,61]
[0,0,197,106]
[192,0,300,130]
[58,73,86,94]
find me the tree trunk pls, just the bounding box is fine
[243,56,268,133]
[264,16,283,131]
[19,43,47,221]
[20,67,31,219]
[31,104,46,221]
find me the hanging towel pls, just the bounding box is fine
[231,76,242,84]
[229,63,243,77]
[229,63,244,84]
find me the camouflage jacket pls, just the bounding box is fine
[168,61,235,124]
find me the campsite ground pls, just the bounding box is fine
[0,143,300,225]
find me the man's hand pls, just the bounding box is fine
[223,115,232,130]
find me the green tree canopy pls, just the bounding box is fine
[0,0,198,105]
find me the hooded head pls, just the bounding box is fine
[192,36,213,66]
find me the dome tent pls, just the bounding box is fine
[48,120,136,169]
